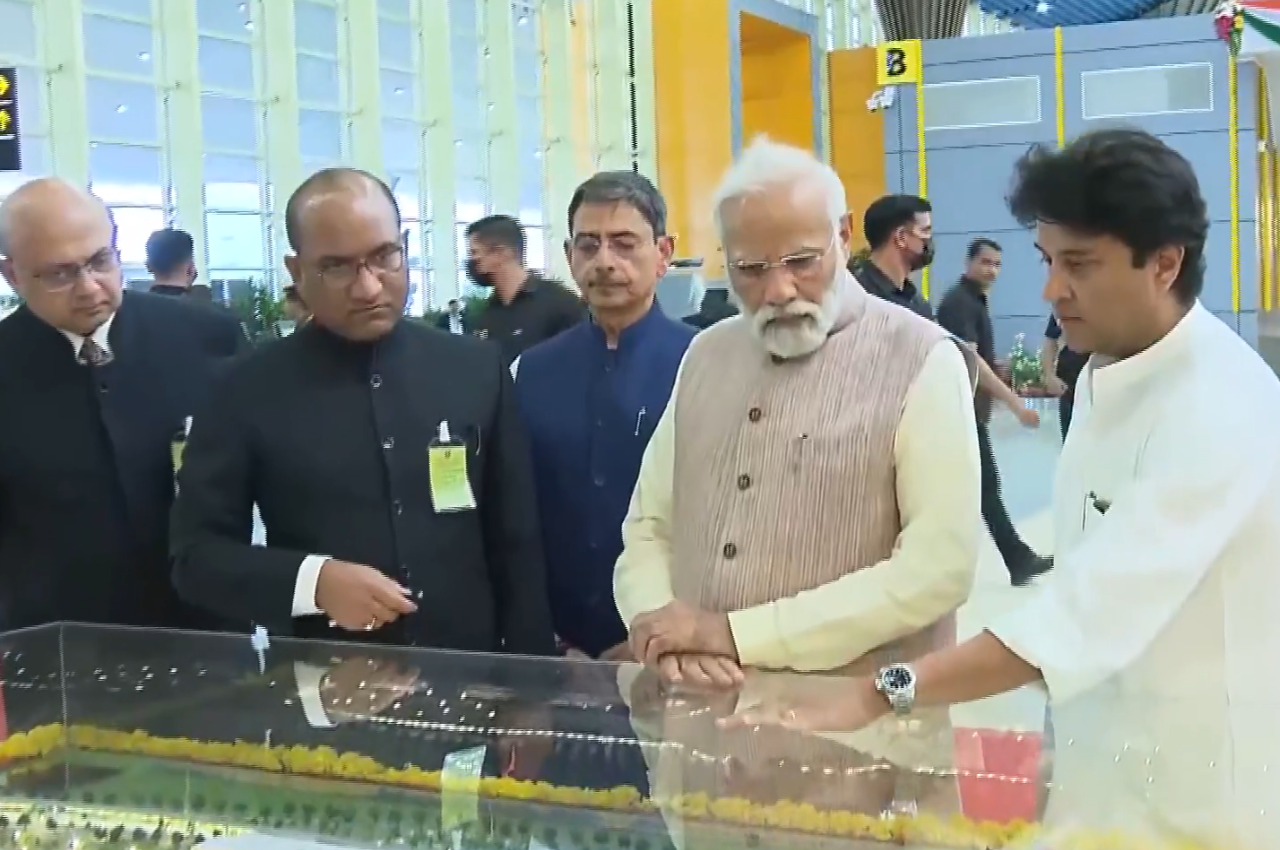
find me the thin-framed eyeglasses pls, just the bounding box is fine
[28,248,121,292]
[316,245,406,288]
[729,237,837,283]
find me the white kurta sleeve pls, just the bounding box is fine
[988,402,1280,704]
[728,339,982,670]
[613,351,690,628]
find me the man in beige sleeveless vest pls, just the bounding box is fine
[614,138,982,687]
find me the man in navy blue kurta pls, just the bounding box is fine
[515,171,694,660]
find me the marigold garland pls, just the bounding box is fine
[0,724,1221,850]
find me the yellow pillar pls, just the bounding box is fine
[540,0,577,284]
[483,0,520,214]
[39,0,89,185]
[344,0,385,176]
[589,0,632,172]
[630,0,658,179]
[652,0,732,273]
[157,0,207,280]
[568,2,598,175]
[419,0,459,305]
[258,0,302,276]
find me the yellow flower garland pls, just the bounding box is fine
[0,725,1218,850]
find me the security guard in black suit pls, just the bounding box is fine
[171,168,556,656]
[0,179,247,630]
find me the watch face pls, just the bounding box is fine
[882,665,913,691]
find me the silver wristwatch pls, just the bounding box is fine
[874,663,917,716]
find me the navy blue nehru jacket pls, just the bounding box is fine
[514,303,695,657]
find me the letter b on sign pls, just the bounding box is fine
[876,40,922,87]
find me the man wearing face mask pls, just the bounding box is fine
[466,214,587,365]
[514,171,695,661]
[854,195,936,319]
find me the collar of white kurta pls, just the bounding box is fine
[1086,301,1206,410]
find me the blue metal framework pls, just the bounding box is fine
[978,0,1213,28]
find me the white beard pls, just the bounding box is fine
[746,268,846,359]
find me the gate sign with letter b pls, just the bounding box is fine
[876,40,922,86]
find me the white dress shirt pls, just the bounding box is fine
[988,304,1280,847]
[60,312,115,360]
[614,337,980,669]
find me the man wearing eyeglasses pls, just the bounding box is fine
[616,139,981,693]
[513,171,694,663]
[171,167,556,660]
[0,178,246,630]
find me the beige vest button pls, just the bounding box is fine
[723,542,738,559]
[737,473,751,490]
[747,407,763,423]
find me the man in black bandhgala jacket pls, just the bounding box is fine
[0,179,246,631]
[171,167,556,656]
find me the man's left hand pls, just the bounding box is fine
[717,676,888,733]
[656,652,744,689]
[629,600,738,665]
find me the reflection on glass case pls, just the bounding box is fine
[0,623,1238,850]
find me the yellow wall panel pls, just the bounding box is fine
[1261,69,1274,313]
[569,2,595,177]
[828,47,886,248]
[653,0,732,275]
[740,13,814,153]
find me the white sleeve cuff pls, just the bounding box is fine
[292,555,327,617]
[293,661,336,729]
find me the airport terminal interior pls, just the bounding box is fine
[0,0,1271,847]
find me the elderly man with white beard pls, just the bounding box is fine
[613,138,982,687]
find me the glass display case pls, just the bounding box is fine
[0,624,1259,849]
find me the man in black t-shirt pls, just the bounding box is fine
[1041,315,1089,440]
[465,215,587,365]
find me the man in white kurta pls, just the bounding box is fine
[727,128,1280,849]
[998,302,1280,845]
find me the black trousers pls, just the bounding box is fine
[977,418,1036,574]
[1058,389,1075,441]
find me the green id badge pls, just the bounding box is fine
[429,420,477,513]
[441,744,486,831]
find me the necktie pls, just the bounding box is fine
[78,337,113,367]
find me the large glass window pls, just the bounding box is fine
[922,76,1041,132]
[90,143,164,206]
[451,0,488,237]
[195,0,254,38]
[295,0,345,174]
[513,4,544,232]
[1082,63,1214,121]
[198,0,267,288]
[83,4,165,286]
[379,5,429,314]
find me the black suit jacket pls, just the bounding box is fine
[0,293,247,630]
[170,319,556,656]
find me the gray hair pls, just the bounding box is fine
[567,170,668,237]
[712,136,847,240]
